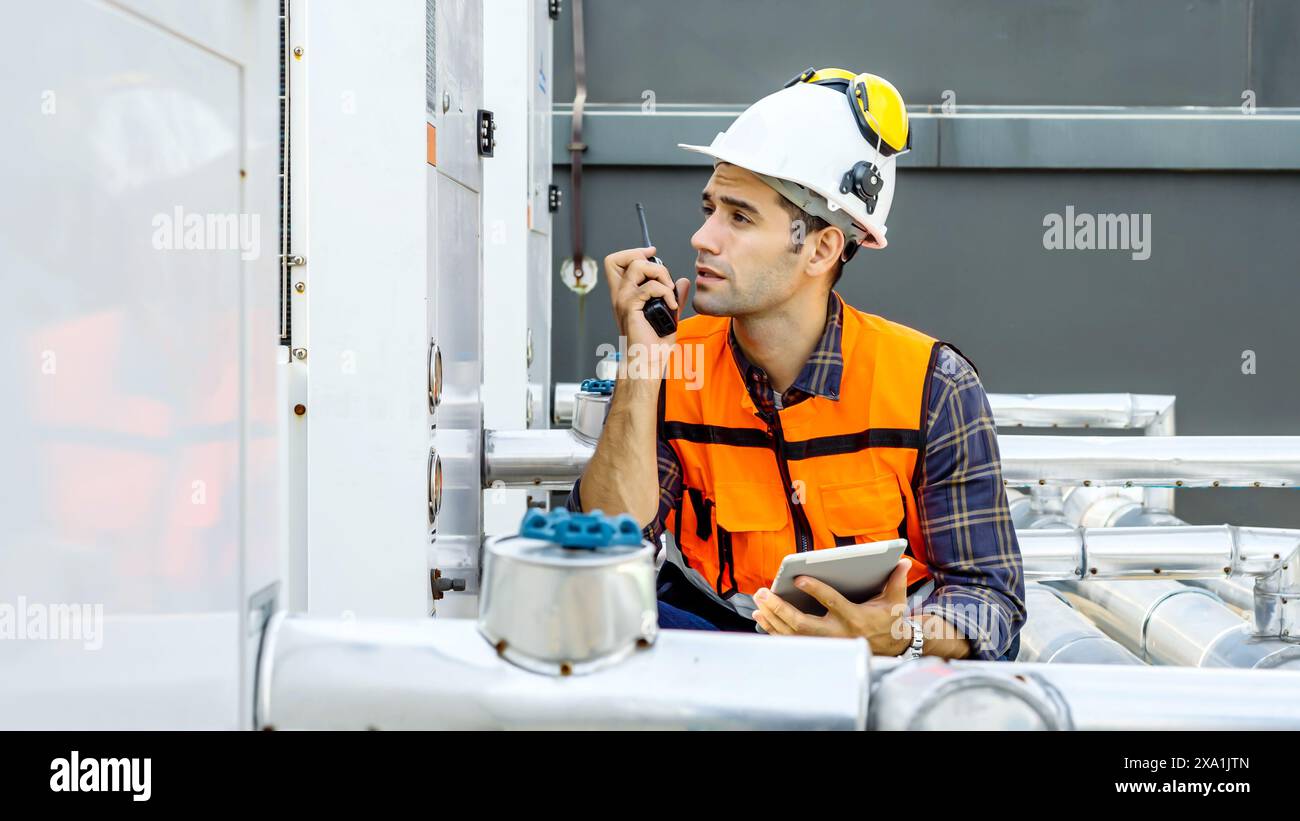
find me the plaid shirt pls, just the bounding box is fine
[568,291,1026,660]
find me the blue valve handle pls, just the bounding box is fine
[520,508,642,549]
[579,378,614,395]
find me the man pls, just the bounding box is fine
[566,68,1025,661]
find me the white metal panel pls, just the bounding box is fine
[0,0,279,728]
[430,171,484,617]
[526,0,554,427]
[297,0,430,618]
[435,0,485,192]
[528,0,554,238]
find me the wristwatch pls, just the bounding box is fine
[898,617,923,660]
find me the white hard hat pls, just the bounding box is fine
[678,69,910,251]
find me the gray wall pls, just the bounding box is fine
[549,1,1300,527]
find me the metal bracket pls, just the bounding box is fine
[281,253,306,267]
[548,184,561,212]
[477,109,496,157]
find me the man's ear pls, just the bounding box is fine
[805,226,846,278]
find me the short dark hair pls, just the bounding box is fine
[774,194,846,288]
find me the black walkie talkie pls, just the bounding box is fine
[636,203,678,337]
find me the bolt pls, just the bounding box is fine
[1223,566,1232,575]
[1175,480,1184,487]
[559,662,573,676]
[292,347,307,361]
[294,281,305,293]
[1212,480,1220,487]
[1254,481,1262,488]
[1083,480,1092,487]
[1153,567,1162,574]
[293,404,306,416]
[293,46,303,58]
[1089,567,1098,575]
[1038,479,1046,486]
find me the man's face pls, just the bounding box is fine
[690,162,807,317]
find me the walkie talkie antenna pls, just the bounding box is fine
[635,203,677,337]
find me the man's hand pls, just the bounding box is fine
[603,246,691,357]
[753,557,914,656]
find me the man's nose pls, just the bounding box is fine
[691,213,722,257]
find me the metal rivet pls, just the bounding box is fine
[294,281,305,293]
[494,640,507,656]
[1222,566,1232,575]
[293,46,304,58]
[1083,480,1092,487]
[293,404,306,416]
[1254,481,1262,488]
[1089,567,1098,575]
[559,662,573,676]
[1038,479,1046,486]
[292,347,307,361]
[1212,480,1220,487]
[1175,480,1184,487]
[1153,567,1162,574]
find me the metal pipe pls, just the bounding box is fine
[485,429,1300,490]
[1051,579,1300,669]
[483,428,595,489]
[1017,583,1142,665]
[553,383,579,426]
[258,614,1300,730]
[1017,524,1300,583]
[556,389,1177,430]
[989,393,1174,431]
[1183,577,1255,614]
[258,614,869,730]
[870,657,1300,731]
[999,434,1300,488]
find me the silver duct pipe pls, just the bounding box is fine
[552,383,579,426]
[483,428,595,490]
[552,390,1176,430]
[1017,583,1142,665]
[1183,577,1256,614]
[484,430,1300,490]
[1017,524,1300,583]
[999,434,1300,488]
[258,613,870,730]
[869,657,1300,732]
[258,615,1300,730]
[1050,579,1300,669]
[989,393,1174,431]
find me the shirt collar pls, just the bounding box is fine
[727,290,844,402]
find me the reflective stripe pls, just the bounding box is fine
[782,427,921,460]
[663,421,770,448]
[665,422,922,459]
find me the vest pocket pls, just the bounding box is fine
[817,474,907,545]
[714,481,792,594]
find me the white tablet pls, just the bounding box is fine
[768,538,908,617]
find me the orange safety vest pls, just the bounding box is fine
[662,294,949,610]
